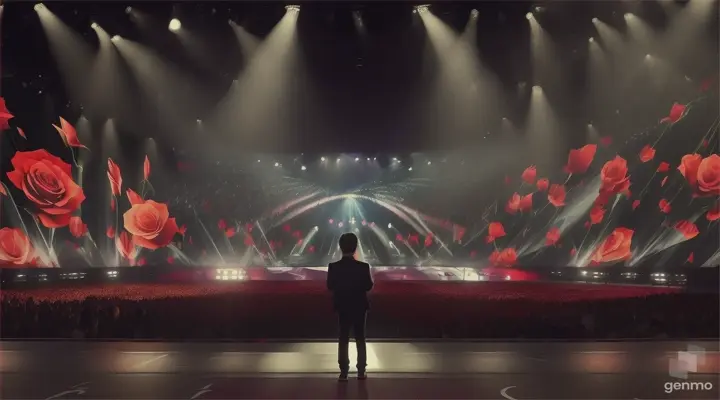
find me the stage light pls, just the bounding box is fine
[355,157,359,161]
[321,156,326,161]
[592,17,598,23]
[427,161,431,165]
[336,158,341,162]
[196,119,201,124]
[34,3,45,11]
[168,18,182,32]
[589,37,594,43]
[314,226,318,230]
[526,12,533,20]
[470,9,479,18]
[91,22,99,29]
[645,54,652,60]
[366,157,370,161]
[373,157,376,161]
[624,13,633,20]
[387,223,392,229]
[215,268,246,281]
[414,4,430,14]
[125,7,132,14]
[111,35,121,42]
[106,270,119,279]
[301,165,306,171]
[532,85,542,92]
[408,167,413,171]
[285,5,300,12]
[274,162,279,167]
[338,222,344,228]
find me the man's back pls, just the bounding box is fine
[327,257,373,311]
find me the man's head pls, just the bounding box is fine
[338,232,358,256]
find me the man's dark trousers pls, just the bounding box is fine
[337,308,367,373]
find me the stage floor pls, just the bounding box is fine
[1,341,718,399]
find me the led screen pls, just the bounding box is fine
[0,94,718,269]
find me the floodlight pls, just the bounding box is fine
[169,18,181,32]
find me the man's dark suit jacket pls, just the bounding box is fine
[327,256,374,312]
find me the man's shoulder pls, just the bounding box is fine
[356,260,370,268]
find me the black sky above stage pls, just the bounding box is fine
[0,1,719,270]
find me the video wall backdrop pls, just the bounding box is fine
[0,89,719,269]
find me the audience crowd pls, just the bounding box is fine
[1,281,717,340]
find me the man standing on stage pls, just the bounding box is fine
[326,232,374,381]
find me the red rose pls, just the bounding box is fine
[6,149,85,228]
[488,222,506,240]
[674,220,699,240]
[659,199,671,214]
[548,184,566,207]
[489,248,517,267]
[564,144,597,174]
[678,154,720,196]
[536,178,549,192]
[0,227,34,266]
[707,204,720,221]
[68,216,87,238]
[639,145,655,163]
[660,102,686,124]
[589,206,605,225]
[506,193,521,214]
[519,193,533,212]
[107,158,122,196]
[116,231,137,260]
[123,199,179,250]
[591,227,634,264]
[143,155,151,181]
[545,227,560,246]
[600,156,630,195]
[0,97,14,130]
[521,165,537,185]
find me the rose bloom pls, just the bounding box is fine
[599,156,630,195]
[591,227,634,264]
[678,154,720,197]
[564,144,597,174]
[6,149,85,228]
[489,248,518,267]
[123,199,179,250]
[0,227,34,266]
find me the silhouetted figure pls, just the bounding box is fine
[327,233,374,381]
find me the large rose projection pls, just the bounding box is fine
[6,149,85,228]
[0,85,717,269]
[123,198,179,250]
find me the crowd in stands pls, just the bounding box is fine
[1,281,717,340]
